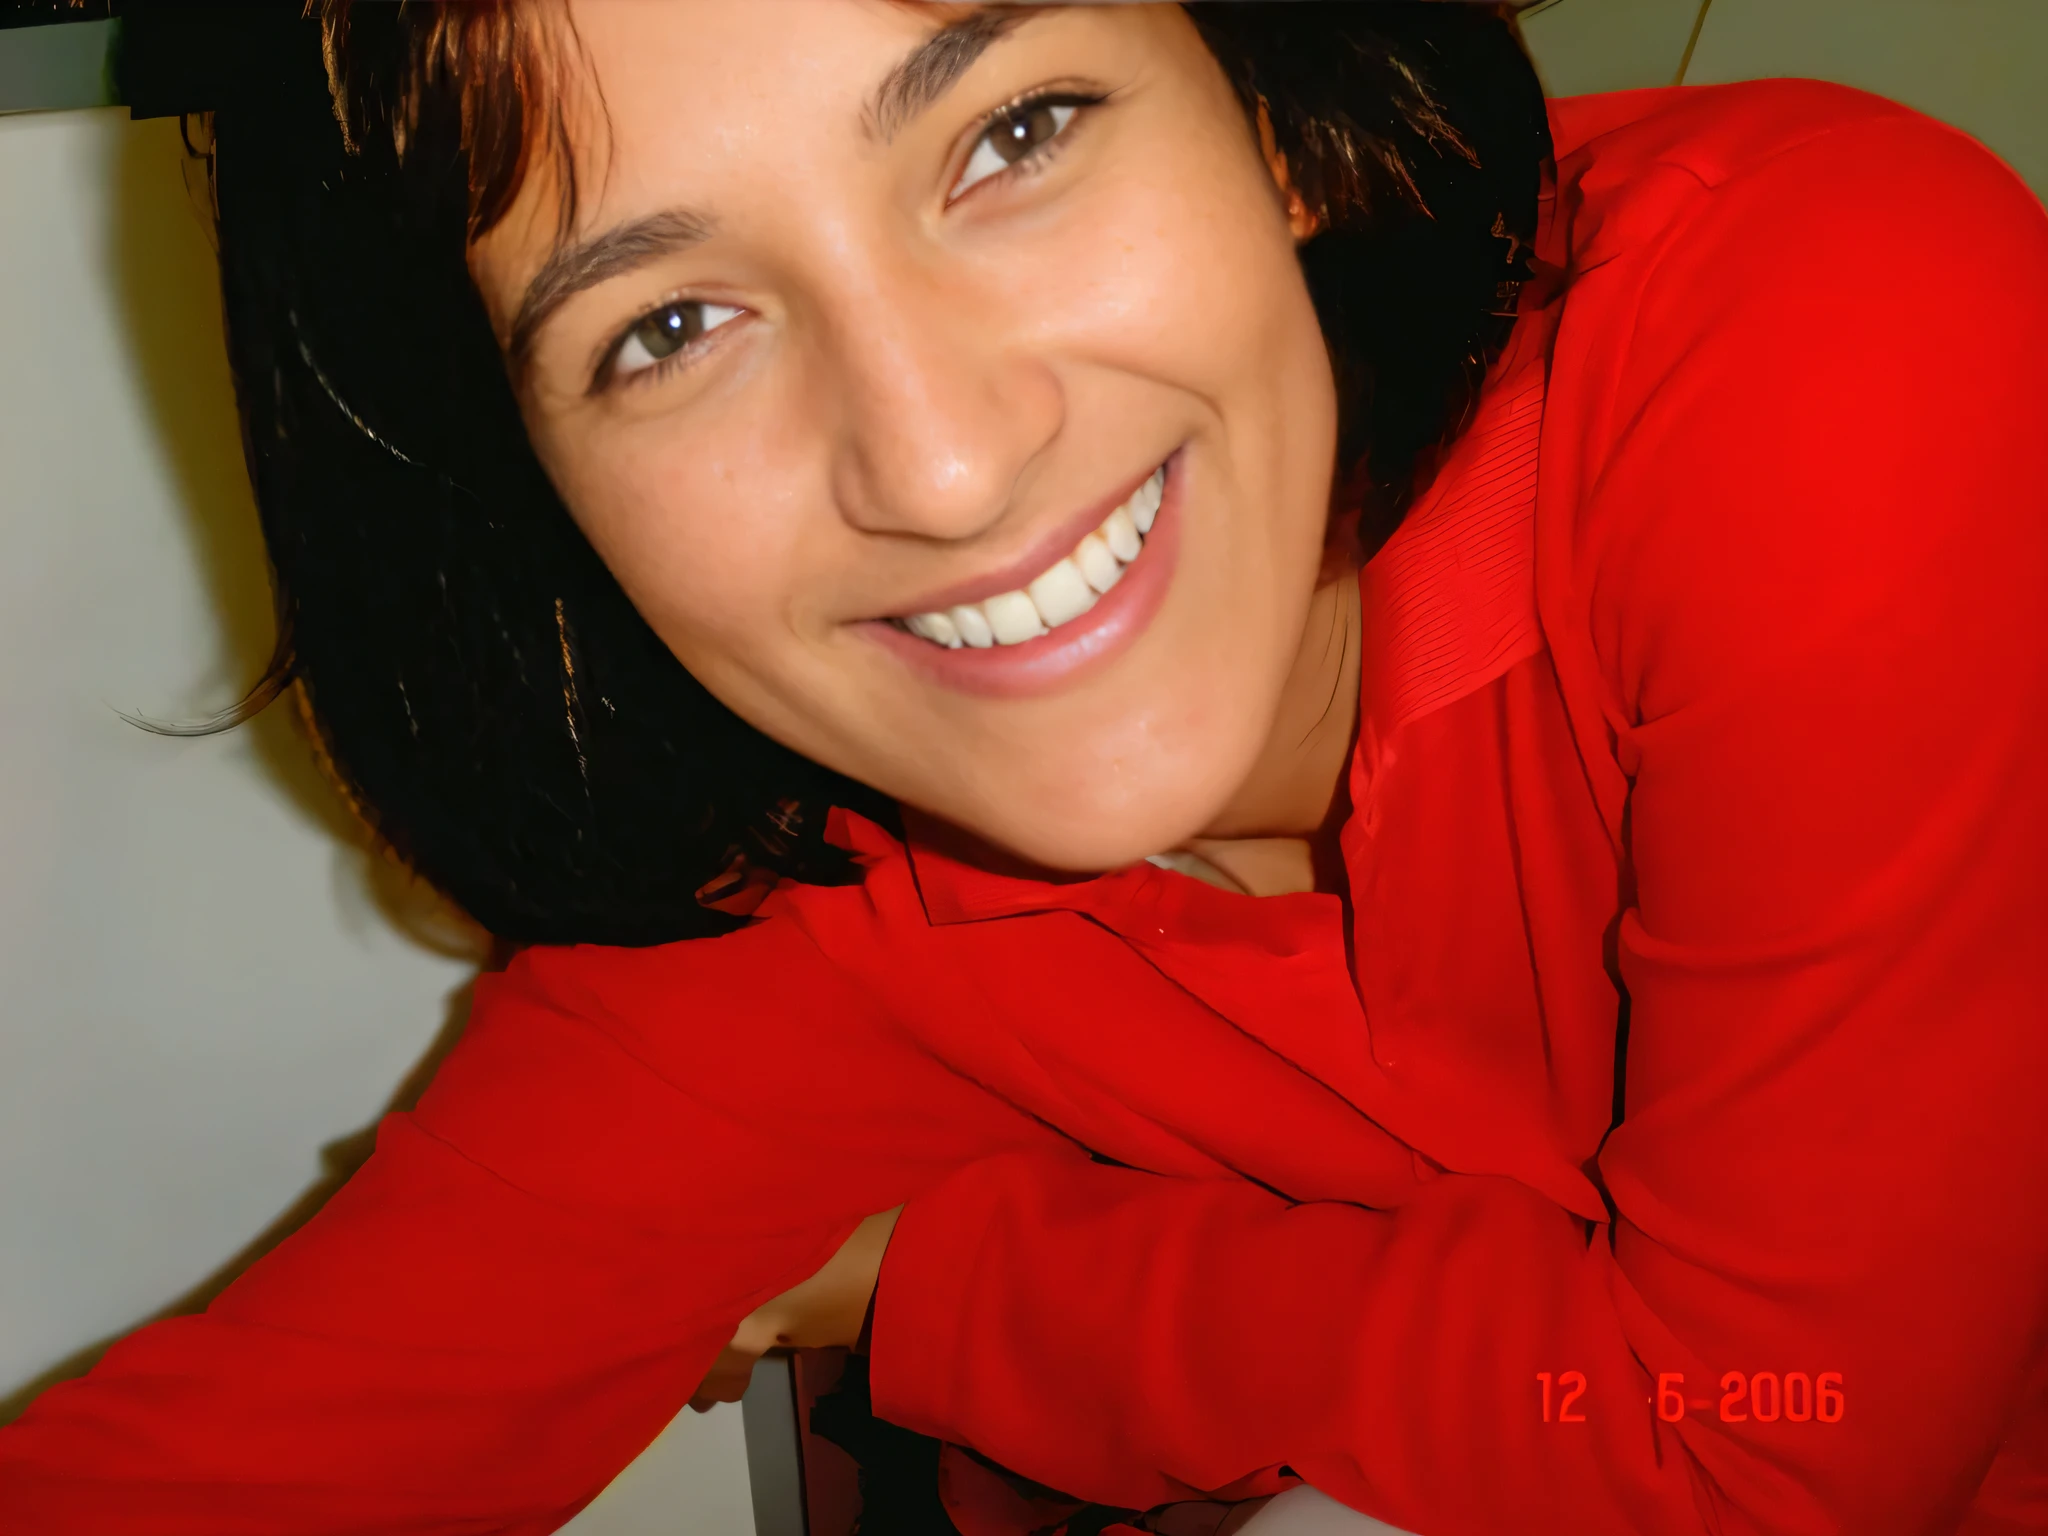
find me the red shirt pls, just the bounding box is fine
[3,81,2045,1536]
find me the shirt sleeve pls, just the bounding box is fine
[0,920,1053,1535]
[865,110,2048,1536]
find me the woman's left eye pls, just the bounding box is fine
[610,299,745,383]
[951,98,1083,200]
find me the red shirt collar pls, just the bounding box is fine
[826,802,1347,967]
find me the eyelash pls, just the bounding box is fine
[949,86,1108,203]
[596,298,742,394]
[596,87,1107,393]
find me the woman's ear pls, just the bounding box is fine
[1255,97,1323,243]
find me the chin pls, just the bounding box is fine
[918,712,1273,874]
[971,793,1224,876]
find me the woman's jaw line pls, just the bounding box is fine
[858,445,1186,700]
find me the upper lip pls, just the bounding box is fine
[876,457,1166,619]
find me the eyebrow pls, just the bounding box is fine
[863,6,1039,146]
[506,6,1042,366]
[509,207,714,364]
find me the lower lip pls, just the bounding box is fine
[859,448,1186,700]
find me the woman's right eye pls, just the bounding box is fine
[612,299,744,382]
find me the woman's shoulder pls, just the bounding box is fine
[485,882,892,1049]
[1550,78,1924,184]
[1537,76,2047,451]
[1545,79,2042,286]
[454,807,935,1101]
[1531,83,2048,735]
[396,882,942,1197]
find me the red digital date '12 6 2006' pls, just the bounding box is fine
[1536,1371,1845,1422]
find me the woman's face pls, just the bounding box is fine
[471,0,1340,872]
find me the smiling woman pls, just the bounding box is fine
[3,2,2046,1535]
[232,0,1545,941]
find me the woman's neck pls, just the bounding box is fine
[1174,544,1364,897]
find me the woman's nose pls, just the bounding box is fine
[820,263,1063,544]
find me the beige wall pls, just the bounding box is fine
[1522,0,2047,198]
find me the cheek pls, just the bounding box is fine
[1044,113,1319,367]
[1073,169,1335,570]
[542,416,810,670]
[1020,133,1336,514]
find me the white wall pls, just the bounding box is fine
[0,106,756,1532]
[0,107,478,1397]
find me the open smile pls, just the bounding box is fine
[888,463,1165,647]
[862,449,1184,700]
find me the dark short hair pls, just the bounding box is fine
[147,2,1549,946]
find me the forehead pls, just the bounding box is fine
[567,0,944,145]
[620,0,1052,200]
[467,1,1213,358]
[469,0,1015,318]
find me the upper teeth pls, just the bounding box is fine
[899,465,1164,648]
